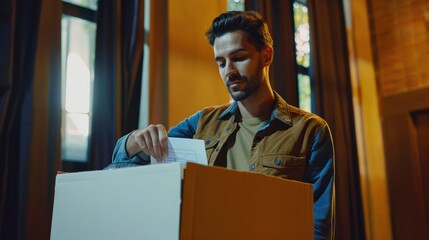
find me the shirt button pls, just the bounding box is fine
[274,159,281,166]
[250,165,255,171]
[205,140,211,145]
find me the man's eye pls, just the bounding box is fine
[234,56,247,61]
[217,62,225,68]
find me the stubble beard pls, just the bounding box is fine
[227,67,263,102]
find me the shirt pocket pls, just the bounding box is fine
[258,154,306,180]
[203,138,220,165]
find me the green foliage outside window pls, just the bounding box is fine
[293,2,310,68]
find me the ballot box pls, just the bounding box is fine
[51,162,313,240]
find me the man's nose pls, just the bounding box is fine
[224,61,238,77]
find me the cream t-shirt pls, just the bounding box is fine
[227,117,265,171]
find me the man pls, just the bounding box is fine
[108,11,334,239]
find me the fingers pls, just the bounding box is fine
[158,125,169,157]
[133,124,168,161]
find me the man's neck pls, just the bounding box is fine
[237,83,275,121]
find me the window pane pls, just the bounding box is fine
[63,0,98,10]
[293,2,310,67]
[63,113,89,162]
[298,73,312,112]
[227,0,245,11]
[66,53,91,113]
[61,15,96,162]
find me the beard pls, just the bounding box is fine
[227,77,261,101]
[226,65,263,102]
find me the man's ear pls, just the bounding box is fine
[261,46,274,67]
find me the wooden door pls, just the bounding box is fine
[381,86,429,239]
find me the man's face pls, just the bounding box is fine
[213,30,265,101]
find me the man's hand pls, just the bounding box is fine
[126,124,169,161]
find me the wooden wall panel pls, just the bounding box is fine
[168,1,229,127]
[347,0,429,238]
[380,86,429,239]
[349,0,429,238]
[369,0,429,96]
[413,110,429,233]
[382,112,428,239]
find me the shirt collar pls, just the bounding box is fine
[219,101,239,120]
[270,91,293,126]
[218,91,293,126]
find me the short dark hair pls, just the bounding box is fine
[206,11,273,51]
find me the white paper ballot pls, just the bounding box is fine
[151,137,208,166]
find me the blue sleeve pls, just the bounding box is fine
[105,110,202,169]
[104,133,150,169]
[303,123,335,240]
[167,110,202,138]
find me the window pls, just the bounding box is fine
[61,1,97,170]
[293,0,312,112]
[227,0,245,11]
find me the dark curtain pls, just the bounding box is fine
[246,1,365,239]
[88,0,144,170]
[245,0,299,106]
[0,0,62,239]
[308,0,365,239]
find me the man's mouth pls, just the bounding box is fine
[227,77,244,87]
[228,80,243,89]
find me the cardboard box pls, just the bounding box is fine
[180,163,313,240]
[51,162,313,239]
